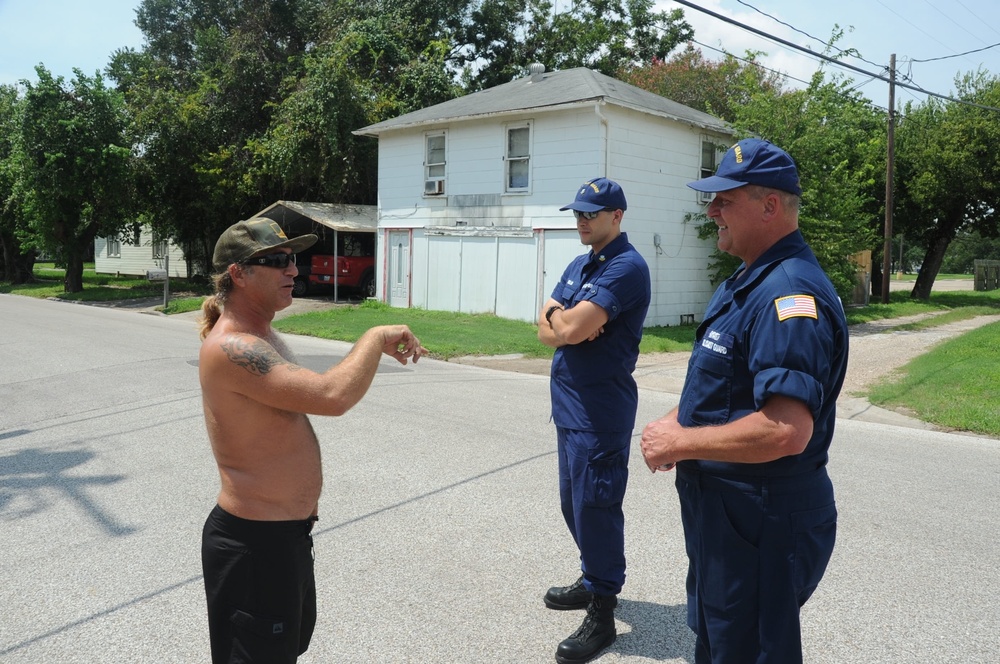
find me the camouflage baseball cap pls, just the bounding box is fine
[212,218,317,272]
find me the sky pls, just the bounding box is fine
[656,0,1000,107]
[0,0,144,85]
[1,0,999,108]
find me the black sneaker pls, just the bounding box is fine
[554,595,617,663]
[544,575,594,610]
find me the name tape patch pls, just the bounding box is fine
[774,294,817,321]
[701,328,734,356]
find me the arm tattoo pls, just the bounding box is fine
[221,336,288,376]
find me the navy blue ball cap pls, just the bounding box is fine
[560,177,628,212]
[688,138,802,196]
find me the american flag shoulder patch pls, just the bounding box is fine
[774,294,818,321]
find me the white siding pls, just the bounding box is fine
[373,102,734,326]
[540,230,589,304]
[94,231,189,278]
[458,237,499,314]
[601,106,730,326]
[422,235,461,312]
[376,110,608,231]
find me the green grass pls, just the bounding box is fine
[888,306,998,331]
[275,300,552,359]
[639,324,697,352]
[162,296,206,315]
[868,322,1000,436]
[0,262,212,303]
[890,272,969,282]
[275,300,698,360]
[845,289,1000,325]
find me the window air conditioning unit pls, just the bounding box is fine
[425,179,445,195]
[699,189,714,203]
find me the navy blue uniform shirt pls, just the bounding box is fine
[677,230,849,477]
[549,232,651,433]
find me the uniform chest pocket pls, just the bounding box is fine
[692,345,734,377]
[680,339,735,425]
[560,283,583,303]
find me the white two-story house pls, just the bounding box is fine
[354,64,734,326]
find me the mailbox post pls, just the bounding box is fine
[146,252,170,309]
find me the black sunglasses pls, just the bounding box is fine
[242,252,296,268]
[573,208,617,220]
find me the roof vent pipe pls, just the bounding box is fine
[529,62,545,82]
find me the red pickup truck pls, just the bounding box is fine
[292,232,375,299]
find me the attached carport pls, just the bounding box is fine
[252,201,377,301]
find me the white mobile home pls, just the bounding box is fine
[354,65,735,326]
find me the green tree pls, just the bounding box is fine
[457,0,693,91]
[0,84,36,283]
[938,230,1000,274]
[111,0,324,274]
[16,68,133,292]
[893,71,1000,300]
[693,74,884,301]
[621,44,784,121]
[741,74,884,300]
[252,7,460,203]
[628,44,883,301]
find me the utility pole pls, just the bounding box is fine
[881,54,896,304]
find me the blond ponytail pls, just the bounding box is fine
[198,271,236,339]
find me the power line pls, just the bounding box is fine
[909,41,1000,64]
[669,0,1000,113]
[953,0,1000,40]
[918,0,993,49]
[734,0,886,72]
[873,0,959,57]
[689,39,813,89]
[689,38,890,114]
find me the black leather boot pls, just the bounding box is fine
[544,575,594,610]
[554,594,617,663]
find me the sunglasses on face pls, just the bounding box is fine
[573,208,616,220]
[242,252,296,268]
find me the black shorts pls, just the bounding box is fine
[202,505,318,664]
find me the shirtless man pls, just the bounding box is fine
[197,219,426,663]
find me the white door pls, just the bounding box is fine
[388,231,410,307]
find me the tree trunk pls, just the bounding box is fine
[1,232,36,284]
[64,251,85,292]
[870,260,883,298]
[912,232,954,300]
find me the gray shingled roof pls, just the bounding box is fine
[354,67,731,136]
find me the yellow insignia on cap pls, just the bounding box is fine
[774,295,817,321]
[268,221,289,239]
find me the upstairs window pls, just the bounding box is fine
[699,139,725,203]
[505,124,531,192]
[424,133,446,196]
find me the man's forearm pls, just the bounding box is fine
[322,328,387,415]
[677,398,813,464]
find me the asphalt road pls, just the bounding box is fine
[1,294,997,663]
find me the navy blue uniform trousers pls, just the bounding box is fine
[676,465,837,664]
[557,427,630,596]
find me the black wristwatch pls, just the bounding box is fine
[545,305,563,327]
